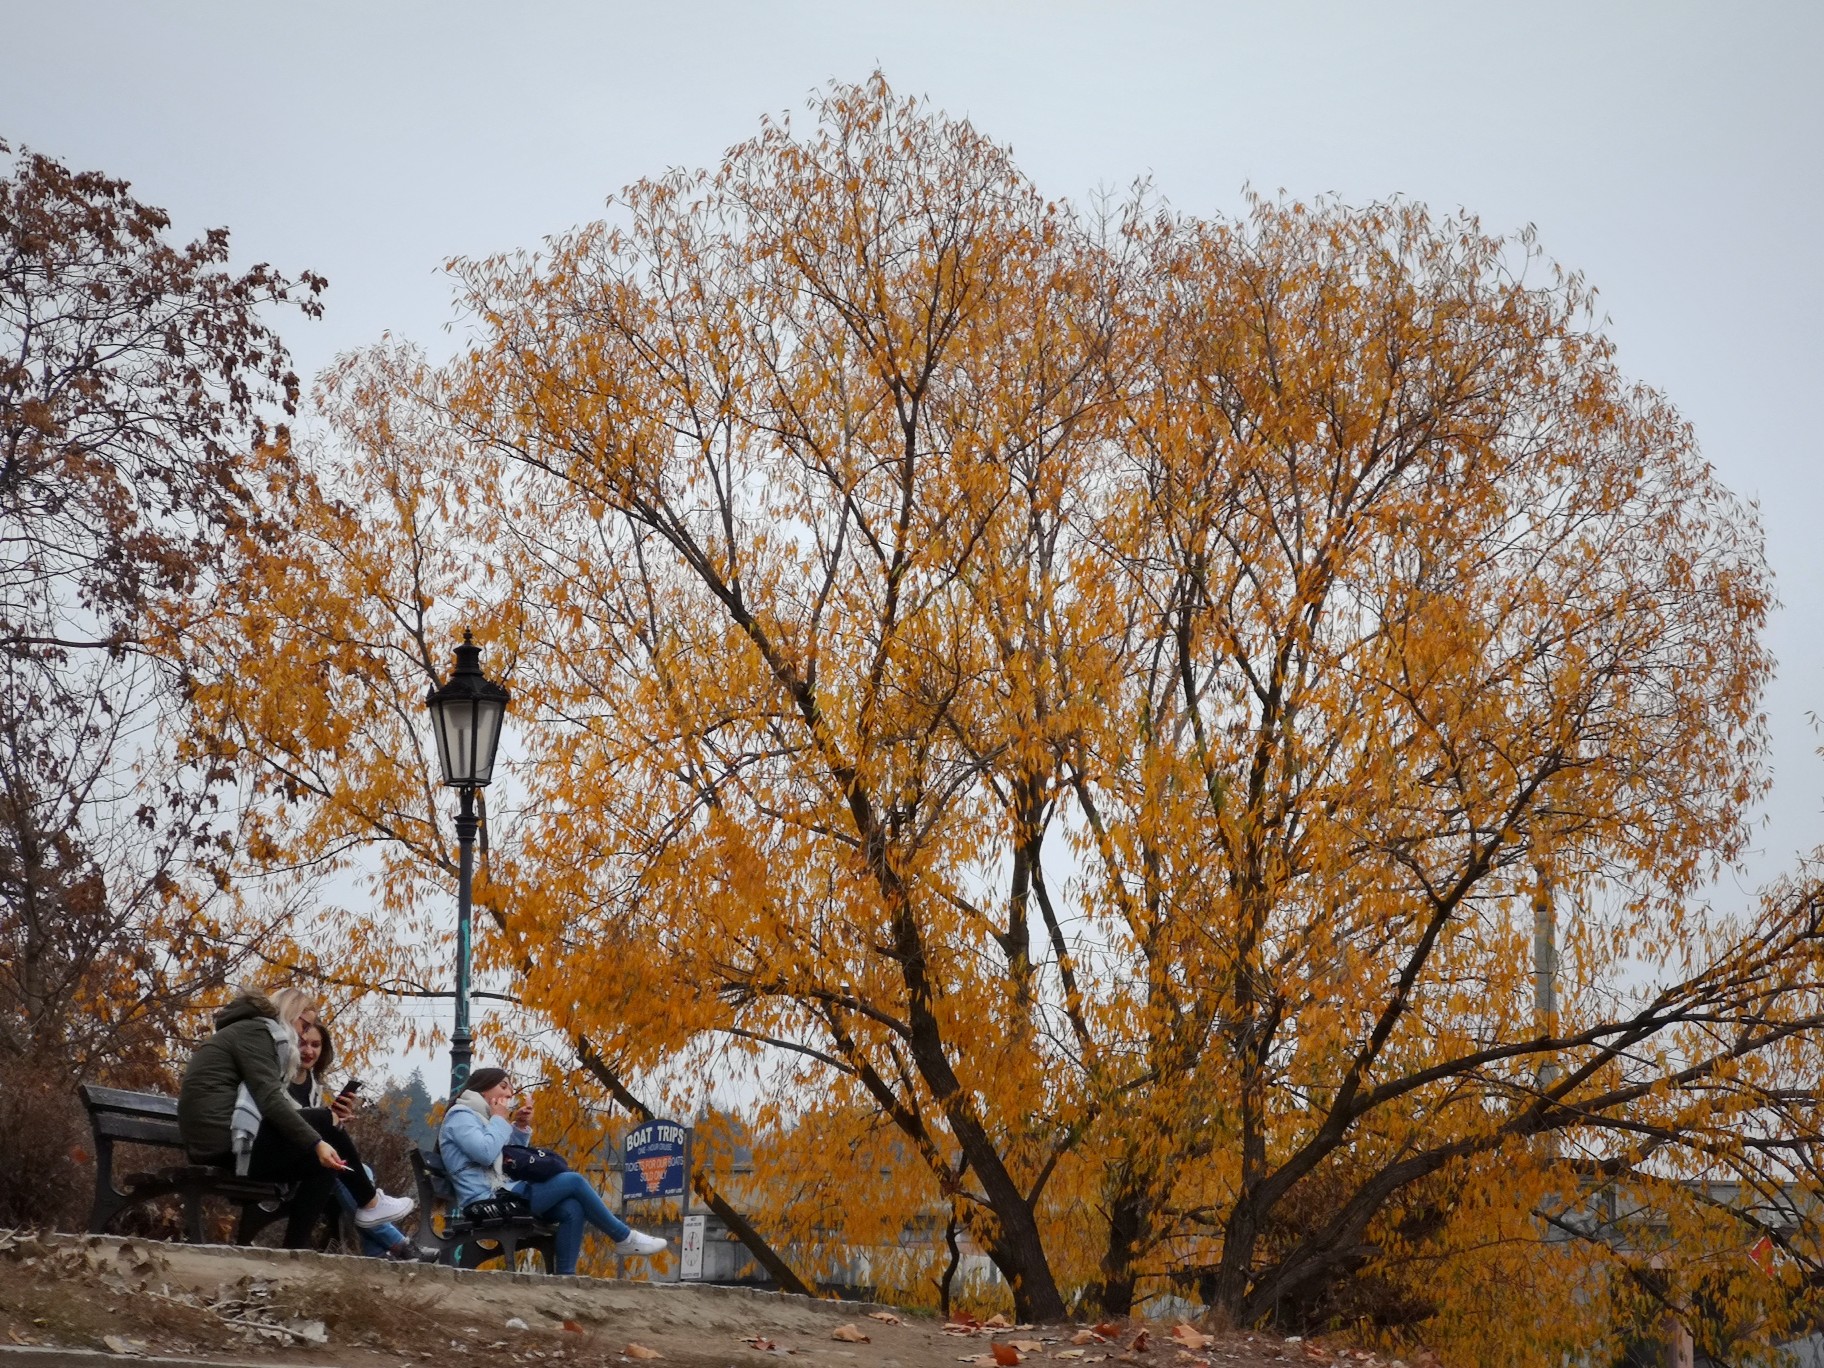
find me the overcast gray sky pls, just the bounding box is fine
[6,2,1819,905]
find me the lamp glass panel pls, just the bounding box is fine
[430,702,457,785]
[471,698,504,786]
[435,696,481,786]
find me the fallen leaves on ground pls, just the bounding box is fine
[1170,1325,1212,1351]
[945,1316,1042,1341]
[832,1324,872,1344]
[0,1231,1456,1368]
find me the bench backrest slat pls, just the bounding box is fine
[79,1083,187,1151]
[411,1147,455,1198]
[91,1113,186,1147]
[80,1083,179,1117]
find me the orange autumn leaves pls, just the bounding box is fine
[186,77,1823,1361]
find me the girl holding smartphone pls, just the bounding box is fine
[292,1017,421,1257]
[269,990,415,1234]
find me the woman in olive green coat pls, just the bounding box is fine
[177,989,351,1247]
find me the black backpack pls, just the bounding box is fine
[501,1144,571,1182]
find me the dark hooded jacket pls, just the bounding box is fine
[177,994,322,1158]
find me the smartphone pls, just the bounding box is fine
[336,1078,364,1100]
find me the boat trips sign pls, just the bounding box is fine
[623,1119,687,1199]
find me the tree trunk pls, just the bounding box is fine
[1208,1197,1261,1324]
[938,1207,962,1320]
[979,1191,1067,1322]
[901,1015,1066,1320]
[1089,1184,1150,1317]
[883,868,1067,1321]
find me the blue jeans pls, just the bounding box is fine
[515,1171,630,1275]
[333,1173,407,1256]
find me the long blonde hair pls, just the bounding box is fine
[266,987,317,1081]
[266,985,318,1032]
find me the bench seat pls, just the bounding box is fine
[81,1083,290,1242]
[408,1147,557,1271]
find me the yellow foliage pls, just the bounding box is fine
[187,77,1824,1357]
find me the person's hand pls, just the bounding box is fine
[315,1140,350,1172]
[487,1091,515,1121]
[512,1100,534,1130]
[329,1093,357,1124]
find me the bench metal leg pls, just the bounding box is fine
[458,1235,519,1270]
[88,1188,126,1235]
[454,1232,555,1273]
[87,1139,125,1235]
[181,1185,206,1243]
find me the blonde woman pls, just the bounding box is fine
[177,988,350,1248]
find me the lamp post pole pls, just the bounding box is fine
[451,783,479,1095]
[425,630,510,1101]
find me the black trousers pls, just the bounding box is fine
[240,1127,338,1248]
[297,1108,378,1206]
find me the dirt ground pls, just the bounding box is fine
[0,1231,1434,1368]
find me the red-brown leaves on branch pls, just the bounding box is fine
[0,140,323,1190]
[0,137,325,650]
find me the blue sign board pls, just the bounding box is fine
[623,1119,687,1199]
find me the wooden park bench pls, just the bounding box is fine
[408,1147,557,1270]
[80,1083,292,1243]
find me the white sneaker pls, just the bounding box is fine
[354,1190,416,1229]
[615,1229,666,1256]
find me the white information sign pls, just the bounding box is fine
[680,1214,706,1281]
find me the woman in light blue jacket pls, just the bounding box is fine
[439,1067,666,1275]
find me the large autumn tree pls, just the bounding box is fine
[190,79,1824,1356]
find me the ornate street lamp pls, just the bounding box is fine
[425,631,510,1095]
